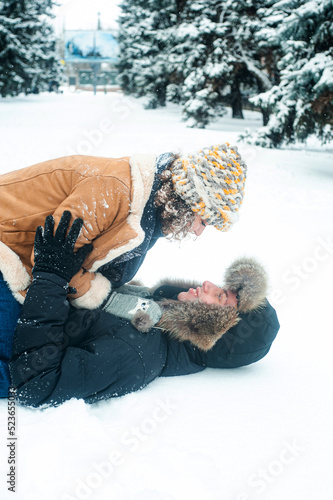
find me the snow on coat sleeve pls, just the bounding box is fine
[9,272,133,407]
[31,174,133,308]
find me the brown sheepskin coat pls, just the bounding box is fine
[0,153,157,308]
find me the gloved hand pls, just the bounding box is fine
[33,210,93,283]
[103,291,162,332]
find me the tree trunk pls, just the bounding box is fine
[262,107,270,126]
[257,80,271,126]
[230,80,244,119]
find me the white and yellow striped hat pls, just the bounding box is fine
[171,142,247,231]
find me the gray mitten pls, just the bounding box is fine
[103,292,162,332]
[116,284,151,298]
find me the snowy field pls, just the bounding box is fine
[0,91,333,500]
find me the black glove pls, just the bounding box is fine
[33,211,93,283]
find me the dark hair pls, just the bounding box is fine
[154,156,195,240]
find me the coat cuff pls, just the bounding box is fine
[71,272,112,309]
[0,241,31,303]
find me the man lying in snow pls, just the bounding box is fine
[9,212,279,407]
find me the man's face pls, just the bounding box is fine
[178,281,238,308]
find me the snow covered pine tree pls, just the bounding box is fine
[0,0,62,97]
[246,0,333,147]
[117,0,177,109]
[177,0,277,127]
[117,0,280,129]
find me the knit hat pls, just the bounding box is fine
[171,143,247,231]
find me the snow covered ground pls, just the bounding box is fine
[0,91,332,500]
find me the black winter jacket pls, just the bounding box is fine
[10,273,280,407]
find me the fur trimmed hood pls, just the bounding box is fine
[157,300,239,351]
[223,257,268,313]
[154,257,268,351]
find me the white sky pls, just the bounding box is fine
[52,0,122,32]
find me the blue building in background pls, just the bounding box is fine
[63,29,120,92]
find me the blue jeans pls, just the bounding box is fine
[0,273,22,397]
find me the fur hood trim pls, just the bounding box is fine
[157,300,239,351]
[223,257,268,313]
[151,277,202,292]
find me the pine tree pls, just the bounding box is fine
[246,0,333,146]
[170,0,230,127]
[116,0,149,96]
[117,0,177,108]
[117,0,281,128]
[0,0,62,97]
[169,0,277,127]
[228,0,282,123]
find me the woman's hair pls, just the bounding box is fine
[154,155,195,240]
